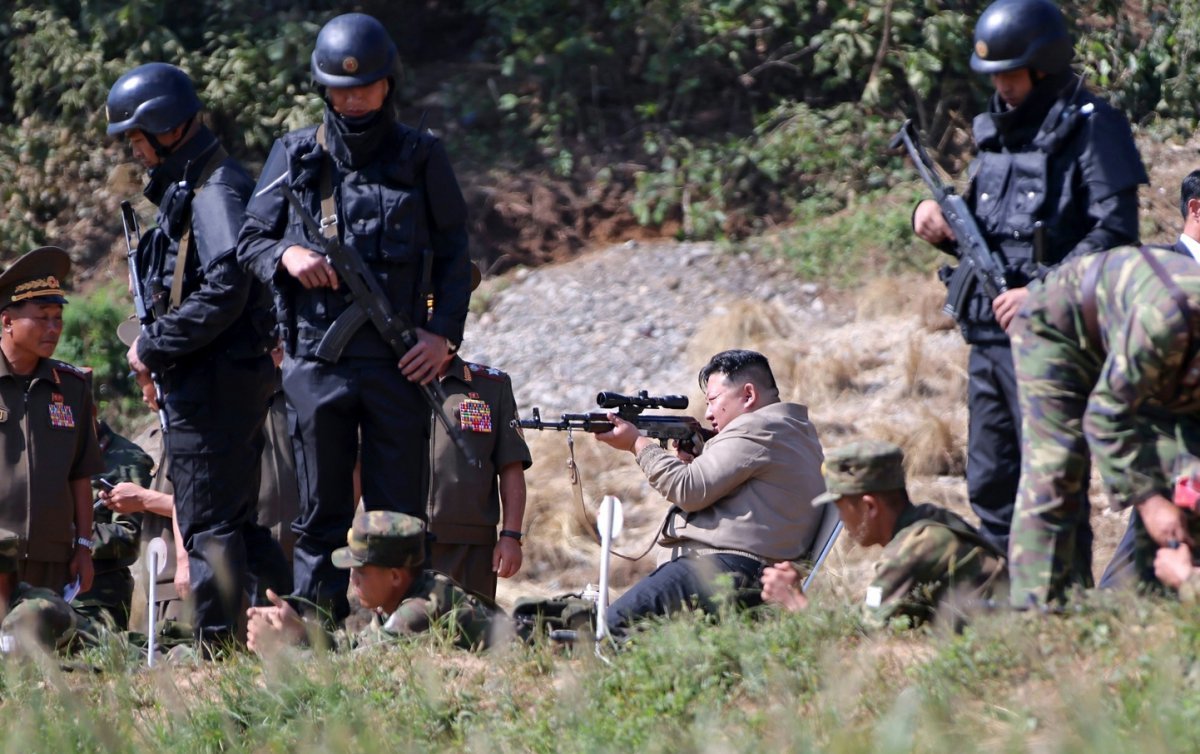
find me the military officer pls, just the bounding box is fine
[0,247,103,594]
[238,13,472,623]
[428,339,531,600]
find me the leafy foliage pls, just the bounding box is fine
[2,0,1200,264]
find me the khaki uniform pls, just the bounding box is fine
[427,357,531,598]
[0,355,103,588]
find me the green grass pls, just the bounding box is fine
[749,185,945,287]
[4,592,1200,753]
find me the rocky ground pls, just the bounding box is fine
[464,239,836,417]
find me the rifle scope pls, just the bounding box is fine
[596,390,688,410]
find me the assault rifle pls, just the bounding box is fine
[890,119,1009,320]
[120,201,169,433]
[272,183,479,467]
[518,391,715,455]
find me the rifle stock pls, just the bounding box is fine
[891,119,1009,318]
[274,184,479,467]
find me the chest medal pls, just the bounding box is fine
[48,394,75,429]
[458,397,492,433]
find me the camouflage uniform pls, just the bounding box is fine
[74,420,153,629]
[861,504,1009,630]
[328,511,496,651]
[0,529,92,653]
[813,442,1008,630]
[337,570,495,651]
[1009,245,1200,605]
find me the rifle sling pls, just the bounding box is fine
[314,124,338,240]
[565,430,658,563]
[172,145,229,310]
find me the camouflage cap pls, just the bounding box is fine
[331,510,425,569]
[0,528,17,574]
[811,440,906,506]
[0,246,70,311]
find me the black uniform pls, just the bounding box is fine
[951,71,1146,566]
[238,108,471,621]
[135,125,278,643]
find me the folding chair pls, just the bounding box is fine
[800,502,843,592]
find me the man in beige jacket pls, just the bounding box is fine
[597,349,824,634]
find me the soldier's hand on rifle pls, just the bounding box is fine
[127,336,148,376]
[596,413,643,453]
[397,328,450,385]
[1137,493,1194,549]
[281,245,340,290]
[992,288,1030,331]
[673,441,697,464]
[913,199,955,245]
[760,562,808,613]
[1154,543,1194,590]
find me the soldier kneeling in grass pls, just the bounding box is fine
[246,511,496,653]
[761,441,1008,630]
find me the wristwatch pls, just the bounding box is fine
[499,529,523,544]
[75,536,94,550]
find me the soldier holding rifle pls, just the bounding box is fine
[106,63,280,651]
[238,13,473,623]
[908,0,1146,575]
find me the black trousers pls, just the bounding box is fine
[283,355,429,622]
[166,354,281,643]
[606,553,764,635]
[969,341,1094,584]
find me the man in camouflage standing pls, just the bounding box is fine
[1009,245,1200,605]
[762,441,1007,630]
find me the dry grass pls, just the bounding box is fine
[504,270,1132,610]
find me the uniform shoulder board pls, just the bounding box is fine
[467,363,506,382]
[50,361,88,380]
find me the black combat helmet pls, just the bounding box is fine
[311,13,398,88]
[105,63,202,136]
[969,0,1074,75]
